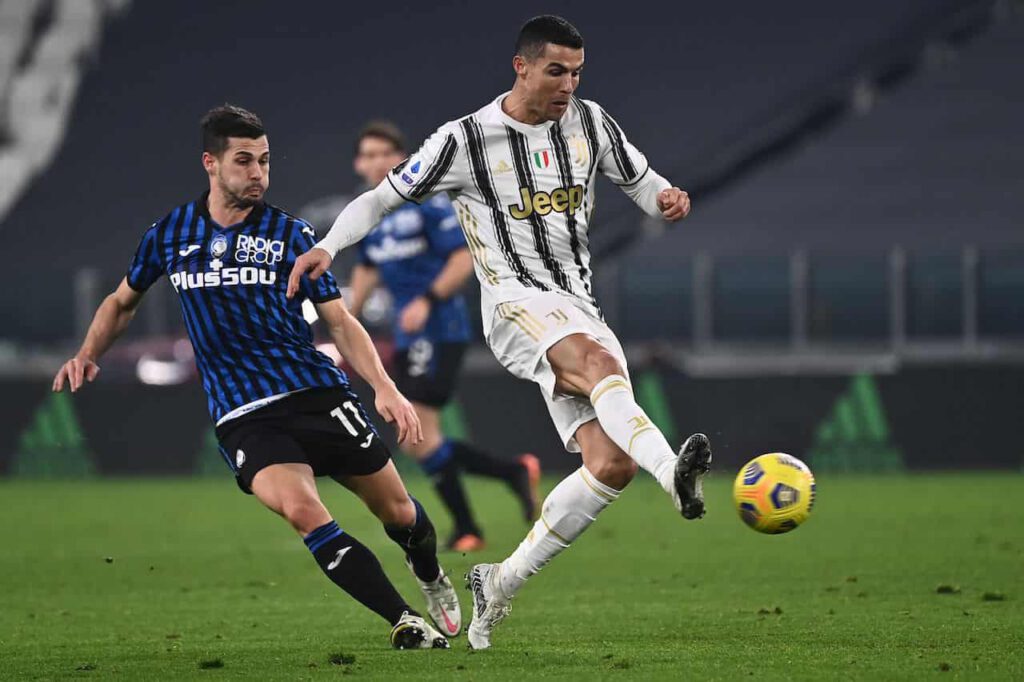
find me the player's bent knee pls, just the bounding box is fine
[587,455,638,490]
[581,346,624,386]
[378,496,417,527]
[279,497,330,534]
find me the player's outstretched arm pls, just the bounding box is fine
[53,278,144,393]
[315,298,423,445]
[616,164,691,222]
[286,181,404,299]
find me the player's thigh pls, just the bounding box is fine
[250,462,332,532]
[575,420,638,490]
[488,293,600,402]
[335,460,416,527]
[547,333,628,397]
[217,417,313,494]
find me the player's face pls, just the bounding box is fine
[520,44,584,121]
[205,136,270,208]
[354,136,404,187]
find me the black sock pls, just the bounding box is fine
[304,520,413,626]
[451,440,523,482]
[384,497,441,583]
[419,441,481,537]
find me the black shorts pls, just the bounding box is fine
[215,387,391,494]
[392,340,467,408]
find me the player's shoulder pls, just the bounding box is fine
[265,202,318,238]
[429,96,502,137]
[571,96,611,123]
[142,197,199,238]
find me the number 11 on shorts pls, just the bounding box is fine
[331,402,367,436]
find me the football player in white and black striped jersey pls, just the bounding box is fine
[289,14,711,650]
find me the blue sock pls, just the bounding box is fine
[419,440,454,475]
[419,440,480,537]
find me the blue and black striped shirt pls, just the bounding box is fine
[127,193,349,423]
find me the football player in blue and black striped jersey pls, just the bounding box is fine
[52,105,461,649]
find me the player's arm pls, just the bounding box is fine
[315,297,422,445]
[348,263,380,319]
[53,278,144,393]
[289,124,465,298]
[594,104,691,222]
[398,248,473,334]
[287,182,404,299]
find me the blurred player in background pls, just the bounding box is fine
[290,16,710,650]
[346,121,541,552]
[53,105,460,649]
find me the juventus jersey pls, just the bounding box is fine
[386,93,651,332]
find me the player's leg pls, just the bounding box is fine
[394,339,484,548]
[547,332,712,519]
[466,420,629,649]
[401,401,485,550]
[337,460,462,637]
[429,342,541,524]
[248,462,419,629]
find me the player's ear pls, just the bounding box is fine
[202,151,217,175]
[513,54,527,78]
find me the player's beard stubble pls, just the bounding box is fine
[218,173,265,210]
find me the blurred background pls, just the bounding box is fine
[0,0,1021,478]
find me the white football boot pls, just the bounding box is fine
[465,563,512,650]
[407,559,462,637]
[389,611,451,649]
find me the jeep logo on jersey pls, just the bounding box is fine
[508,185,584,220]
[235,235,285,264]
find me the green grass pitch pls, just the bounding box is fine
[1,473,1021,680]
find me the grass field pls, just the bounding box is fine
[1,473,1022,680]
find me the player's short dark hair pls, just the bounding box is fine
[201,104,265,156]
[355,120,407,156]
[515,15,584,61]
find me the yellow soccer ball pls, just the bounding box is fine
[733,453,816,534]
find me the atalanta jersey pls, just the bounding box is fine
[357,194,471,349]
[127,192,349,423]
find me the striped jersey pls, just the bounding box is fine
[126,193,349,423]
[386,93,650,332]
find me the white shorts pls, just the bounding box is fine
[486,292,629,453]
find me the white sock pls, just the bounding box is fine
[499,466,620,597]
[589,374,677,495]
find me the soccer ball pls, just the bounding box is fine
[733,453,816,534]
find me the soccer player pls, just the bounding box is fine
[52,105,461,649]
[289,16,711,649]
[346,121,541,552]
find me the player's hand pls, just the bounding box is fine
[398,296,431,334]
[657,187,691,222]
[286,247,334,299]
[52,355,100,393]
[375,383,423,446]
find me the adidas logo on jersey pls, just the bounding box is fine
[508,184,584,220]
[493,160,513,174]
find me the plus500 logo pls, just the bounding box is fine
[235,235,285,264]
[169,267,276,291]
